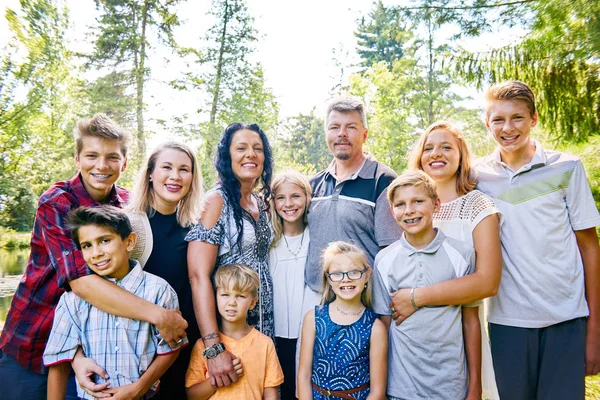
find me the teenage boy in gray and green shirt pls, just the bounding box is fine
[475,80,600,400]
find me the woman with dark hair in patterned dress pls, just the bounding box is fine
[186,122,275,389]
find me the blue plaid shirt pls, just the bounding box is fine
[43,261,187,399]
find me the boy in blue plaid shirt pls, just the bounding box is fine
[43,205,187,399]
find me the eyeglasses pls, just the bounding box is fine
[327,269,367,282]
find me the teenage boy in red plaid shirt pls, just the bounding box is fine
[0,114,187,400]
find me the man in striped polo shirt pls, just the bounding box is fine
[475,80,600,400]
[304,97,401,303]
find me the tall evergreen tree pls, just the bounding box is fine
[89,0,182,160]
[355,1,410,69]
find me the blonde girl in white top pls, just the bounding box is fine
[390,121,503,400]
[268,170,314,399]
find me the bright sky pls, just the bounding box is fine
[1,0,524,146]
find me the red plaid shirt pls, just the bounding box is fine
[0,174,129,373]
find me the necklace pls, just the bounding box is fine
[336,304,365,316]
[283,230,305,260]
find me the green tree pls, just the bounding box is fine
[453,0,600,142]
[0,0,84,230]
[173,0,278,187]
[350,0,489,172]
[89,0,183,160]
[274,109,330,175]
[355,1,410,69]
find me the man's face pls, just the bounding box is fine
[325,110,368,161]
[486,99,538,155]
[75,136,127,202]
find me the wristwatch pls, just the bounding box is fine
[202,342,226,359]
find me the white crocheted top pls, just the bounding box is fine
[433,190,502,246]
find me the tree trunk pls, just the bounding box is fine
[136,0,149,160]
[209,0,230,125]
[427,12,434,126]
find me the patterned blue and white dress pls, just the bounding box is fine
[185,187,274,339]
[311,303,376,399]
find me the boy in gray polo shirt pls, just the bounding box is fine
[475,80,600,399]
[372,170,481,400]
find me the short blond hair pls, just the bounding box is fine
[270,170,312,248]
[408,121,476,195]
[214,264,259,297]
[484,80,536,117]
[387,170,438,205]
[321,241,372,308]
[74,113,132,157]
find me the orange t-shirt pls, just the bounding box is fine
[186,328,284,399]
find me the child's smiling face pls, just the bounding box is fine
[390,185,439,238]
[78,224,136,280]
[274,182,308,225]
[326,253,370,301]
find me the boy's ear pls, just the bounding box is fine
[121,157,128,172]
[531,111,539,128]
[125,231,137,252]
[433,198,441,213]
[249,296,258,310]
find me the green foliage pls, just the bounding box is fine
[350,1,488,172]
[454,0,600,142]
[89,0,183,161]
[0,228,30,249]
[273,109,330,175]
[355,1,411,69]
[0,0,84,229]
[172,0,279,189]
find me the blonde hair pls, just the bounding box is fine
[320,241,373,308]
[214,264,260,297]
[270,170,312,247]
[408,121,476,195]
[387,170,438,205]
[74,113,132,157]
[127,141,203,227]
[484,80,536,117]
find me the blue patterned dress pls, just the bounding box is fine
[311,303,376,399]
[185,187,275,339]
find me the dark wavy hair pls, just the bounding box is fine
[215,122,274,249]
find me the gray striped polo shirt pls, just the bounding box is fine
[372,230,475,399]
[305,153,402,292]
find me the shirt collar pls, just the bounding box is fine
[106,260,143,292]
[325,152,378,181]
[399,228,445,255]
[492,140,547,169]
[70,173,128,207]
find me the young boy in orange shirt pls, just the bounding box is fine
[186,264,283,400]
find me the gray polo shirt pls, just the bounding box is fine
[306,153,401,292]
[475,141,600,328]
[372,230,475,399]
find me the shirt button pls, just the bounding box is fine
[115,322,120,327]
[62,250,70,256]
[419,273,423,278]
[115,346,119,351]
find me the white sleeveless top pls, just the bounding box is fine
[433,190,502,246]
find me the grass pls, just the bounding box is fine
[587,375,600,399]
